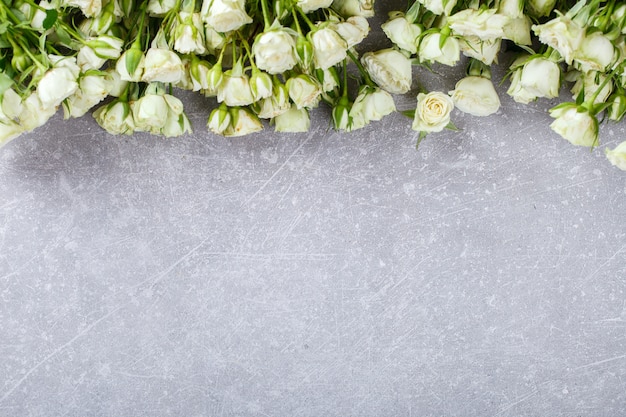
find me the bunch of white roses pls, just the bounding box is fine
[1,0,626,171]
[377,0,626,169]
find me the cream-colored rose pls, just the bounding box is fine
[419,32,461,66]
[498,0,523,18]
[286,74,322,109]
[173,12,206,55]
[549,104,598,147]
[256,82,290,119]
[252,29,297,74]
[502,16,532,45]
[147,0,177,16]
[332,0,374,17]
[63,73,110,118]
[417,0,457,16]
[132,93,169,131]
[310,27,348,70]
[532,14,583,65]
[381,14,421,54]
[217,72,255,106]
[573,31,616,73]
[37,57,80,109]
[274,106,310,132]
[551,107,599,147]
[208,104,231,135]
[460,36,501,65]
[93,100,135,135]
[18,94,57,131]
[571,71,613,105]
[605,141,626,171]
[349,86,396,130]
[361,49,412,94]
[448,8,509,40]
[527,0,557,17]
[412,91,454,132]
[519,57,560,99]
[449,76,500,117]
[66,0,102,17]
[200,0,252,33]
[116,47,145,82]
[141,48,185,84]
[224,107,263,137]
[333,16,369,48]
[297,0,333,13]
[507,68,537,104]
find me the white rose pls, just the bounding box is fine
[310,27,348,70]
[532,14,583,65]
[571,71,613,105]
[361,49,412,94]
[132,93,169,131]
[286,74,322,109]
[449,76,500,117]
[460,36,501,65]
[77,45,106,71]
[93,100,135,135]
[573,31,616,73]
[507,68,537,104]
[1,89,22,122]
[63,73,110,118]
[104,68,128,97]
[250,70,273,101]
[0,121,23,147]
[37,57,80,109]
[332,0,374,17]
[605,141,626,171]
[217,72,255,106]
[417,0,457,16]
[318,67,340,93]
[412,91,454,132]
[518,57,561,99]
[66,0,102,17]
[116,47,145,82]
[252,29,297,74]
[297,0,333,13]
[381,14,422,54]
[549,104,598,147]
[274,106,311,132]
[526,0,557,17]
[502,16,532,45]
[418,32,461,66]
[255,83,290,119]
[200,0,252,33]
[224,107,263,137]
[147,0,177,15]
[498,0,523,18]
[208,104,231,135]
[86,35,124,60]
[18,94,57,131]
[349,86,396,130]
[162,112,192,137]
[173,12,206,55]
[448,9,510,40]
[141,48,184,84]
[608,94,626,122]
[333,16,369,48]
[205,25,226,52]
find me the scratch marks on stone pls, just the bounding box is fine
[574,354,626,371]
[243,135,312,207]
[0,306,122,404]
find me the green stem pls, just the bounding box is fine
[260,0,271,30]
[347,50,374,87]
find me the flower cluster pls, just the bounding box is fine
[379,0,626,168]
[1,0,626,171]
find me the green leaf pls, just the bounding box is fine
[42,9,58,30]
[0,72,12,95]
[0,21,10,35]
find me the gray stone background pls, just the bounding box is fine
[1,2,626,416]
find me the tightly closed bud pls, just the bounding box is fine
[208,103,231,134]
[608,93,626,122]
[296,36,314,69]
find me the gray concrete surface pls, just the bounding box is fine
[1,4,626,416]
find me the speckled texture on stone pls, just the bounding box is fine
[1,3,626,416]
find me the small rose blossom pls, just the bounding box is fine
[297,0,333,13]
[349,86,396,130]
[361,49,412,94]
[141,48,185,84]
[274,106,311,133]
[549,104,598,147]
[573,31,616,73]
[449,76,500,117]
[93,100,135,135]
[571,71,613,105]
[412,92,454,133]
[418,33,461,66]
[252,29,297,74]
[310,27,348,70]
[460,37,501,65]
[173,12,207,55]
[381,14,421,54]
[200,0,252,33]
[224,107,263,137]
[332,0,375,18]
[532,14,583,65]
[605,141,626,171]
[448,8,509,40]
[286,74,322,109]
[417,0,457,16]
[332,16,369,48]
